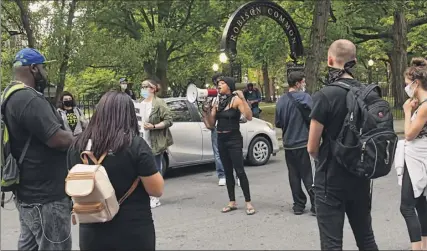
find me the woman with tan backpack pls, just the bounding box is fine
[66,91,164,250]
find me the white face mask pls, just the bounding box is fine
[120,84,127,90]
[299,82,306,92]
[405,80,416,98]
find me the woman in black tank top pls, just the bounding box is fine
[205,76,256,215]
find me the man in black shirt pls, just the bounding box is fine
[308,40,378,250]
[4,48,74,250]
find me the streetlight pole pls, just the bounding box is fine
[368,59,374,84]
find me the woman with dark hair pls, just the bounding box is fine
[137,79,173,209]
[205,76,256,215]
[67,91,164,250]
[399,57,427,250]
[57,91,88,136]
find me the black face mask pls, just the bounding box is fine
[30,66,48,93]
[327,60,356,84]
[63,100,73,107]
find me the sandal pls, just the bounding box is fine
[221,205,237,213]
[246,207,256,215]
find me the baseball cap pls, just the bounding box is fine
[13,48,54,67]
[119,78,128,83]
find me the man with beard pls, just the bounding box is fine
[2,48,73,250]
[308,39,378,250]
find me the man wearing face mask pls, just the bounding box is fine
[120,78,136,100]
[308,39,378,250]
[275,71,315,215]
[2,48,73,249]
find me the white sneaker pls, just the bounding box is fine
[150,197,161,209]
[218,178,226,186]
[236,177,240,187]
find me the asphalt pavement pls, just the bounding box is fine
[1,151,410,250]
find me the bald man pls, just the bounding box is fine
[307,40,378,250]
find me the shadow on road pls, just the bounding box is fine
[165,157,281,179]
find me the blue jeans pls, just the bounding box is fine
[252,107,260,118]
[15,196,72,250]
[211,128,225,178]
[154,153,164,176]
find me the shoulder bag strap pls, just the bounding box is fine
[287,92,310,126]
[18,136,32,165]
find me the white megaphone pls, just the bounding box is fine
[186,83,218,103]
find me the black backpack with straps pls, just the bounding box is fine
[329,81,398,179]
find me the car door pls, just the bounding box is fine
[166,100,203,164]
[191,104,215,161]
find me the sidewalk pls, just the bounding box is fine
[276,120,404,141]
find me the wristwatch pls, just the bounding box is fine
[153,124,156,129]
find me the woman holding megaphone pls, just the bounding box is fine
[205,76,256,215]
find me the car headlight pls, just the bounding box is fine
[266,122,274,130]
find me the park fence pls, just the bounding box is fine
[76,96,100,119]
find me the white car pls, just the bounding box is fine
[159,97,280,175]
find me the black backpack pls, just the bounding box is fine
[287,92,311,128]
[329,81,398,179]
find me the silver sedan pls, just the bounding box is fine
[159,97,280,175]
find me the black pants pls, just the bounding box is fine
[80,222,155,250]
[285,148,314,211]
[315,180,378,250]
[400,164,427,243]
[218,131,251,202]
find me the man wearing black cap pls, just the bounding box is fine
[2,48,73,250]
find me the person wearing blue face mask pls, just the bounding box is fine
[136,79,174,209]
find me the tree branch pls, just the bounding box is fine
[14,0,35,48]
[168,51,216,63]
[1,3,24,32]
[353,16,427,43]
[87,65,121,69]
[140,7,154,31]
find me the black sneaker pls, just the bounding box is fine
[293,208,304,215]
[310,207,316,216]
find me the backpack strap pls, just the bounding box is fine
[287,92,310,127]
[2,83,33,166]
[80,151,107,165]
[118,178,140,205]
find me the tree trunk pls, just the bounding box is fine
[390,4,407,108]
[155,41,168,97]
[15,0,35,48]
[304,0,330,93]
[262,61,272,103]
[55,0,78,106]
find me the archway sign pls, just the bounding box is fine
[220,0,304,63]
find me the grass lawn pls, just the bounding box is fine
[259,102,276,125]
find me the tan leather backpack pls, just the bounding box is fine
[65,151,139,225]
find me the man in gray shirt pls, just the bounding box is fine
[275,71,315,215]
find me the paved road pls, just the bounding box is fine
[1,151,410,250]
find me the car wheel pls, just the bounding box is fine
[247,136,271,166]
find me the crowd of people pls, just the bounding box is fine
[1,37,426,251]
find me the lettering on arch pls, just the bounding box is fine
[220,0,303,61]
